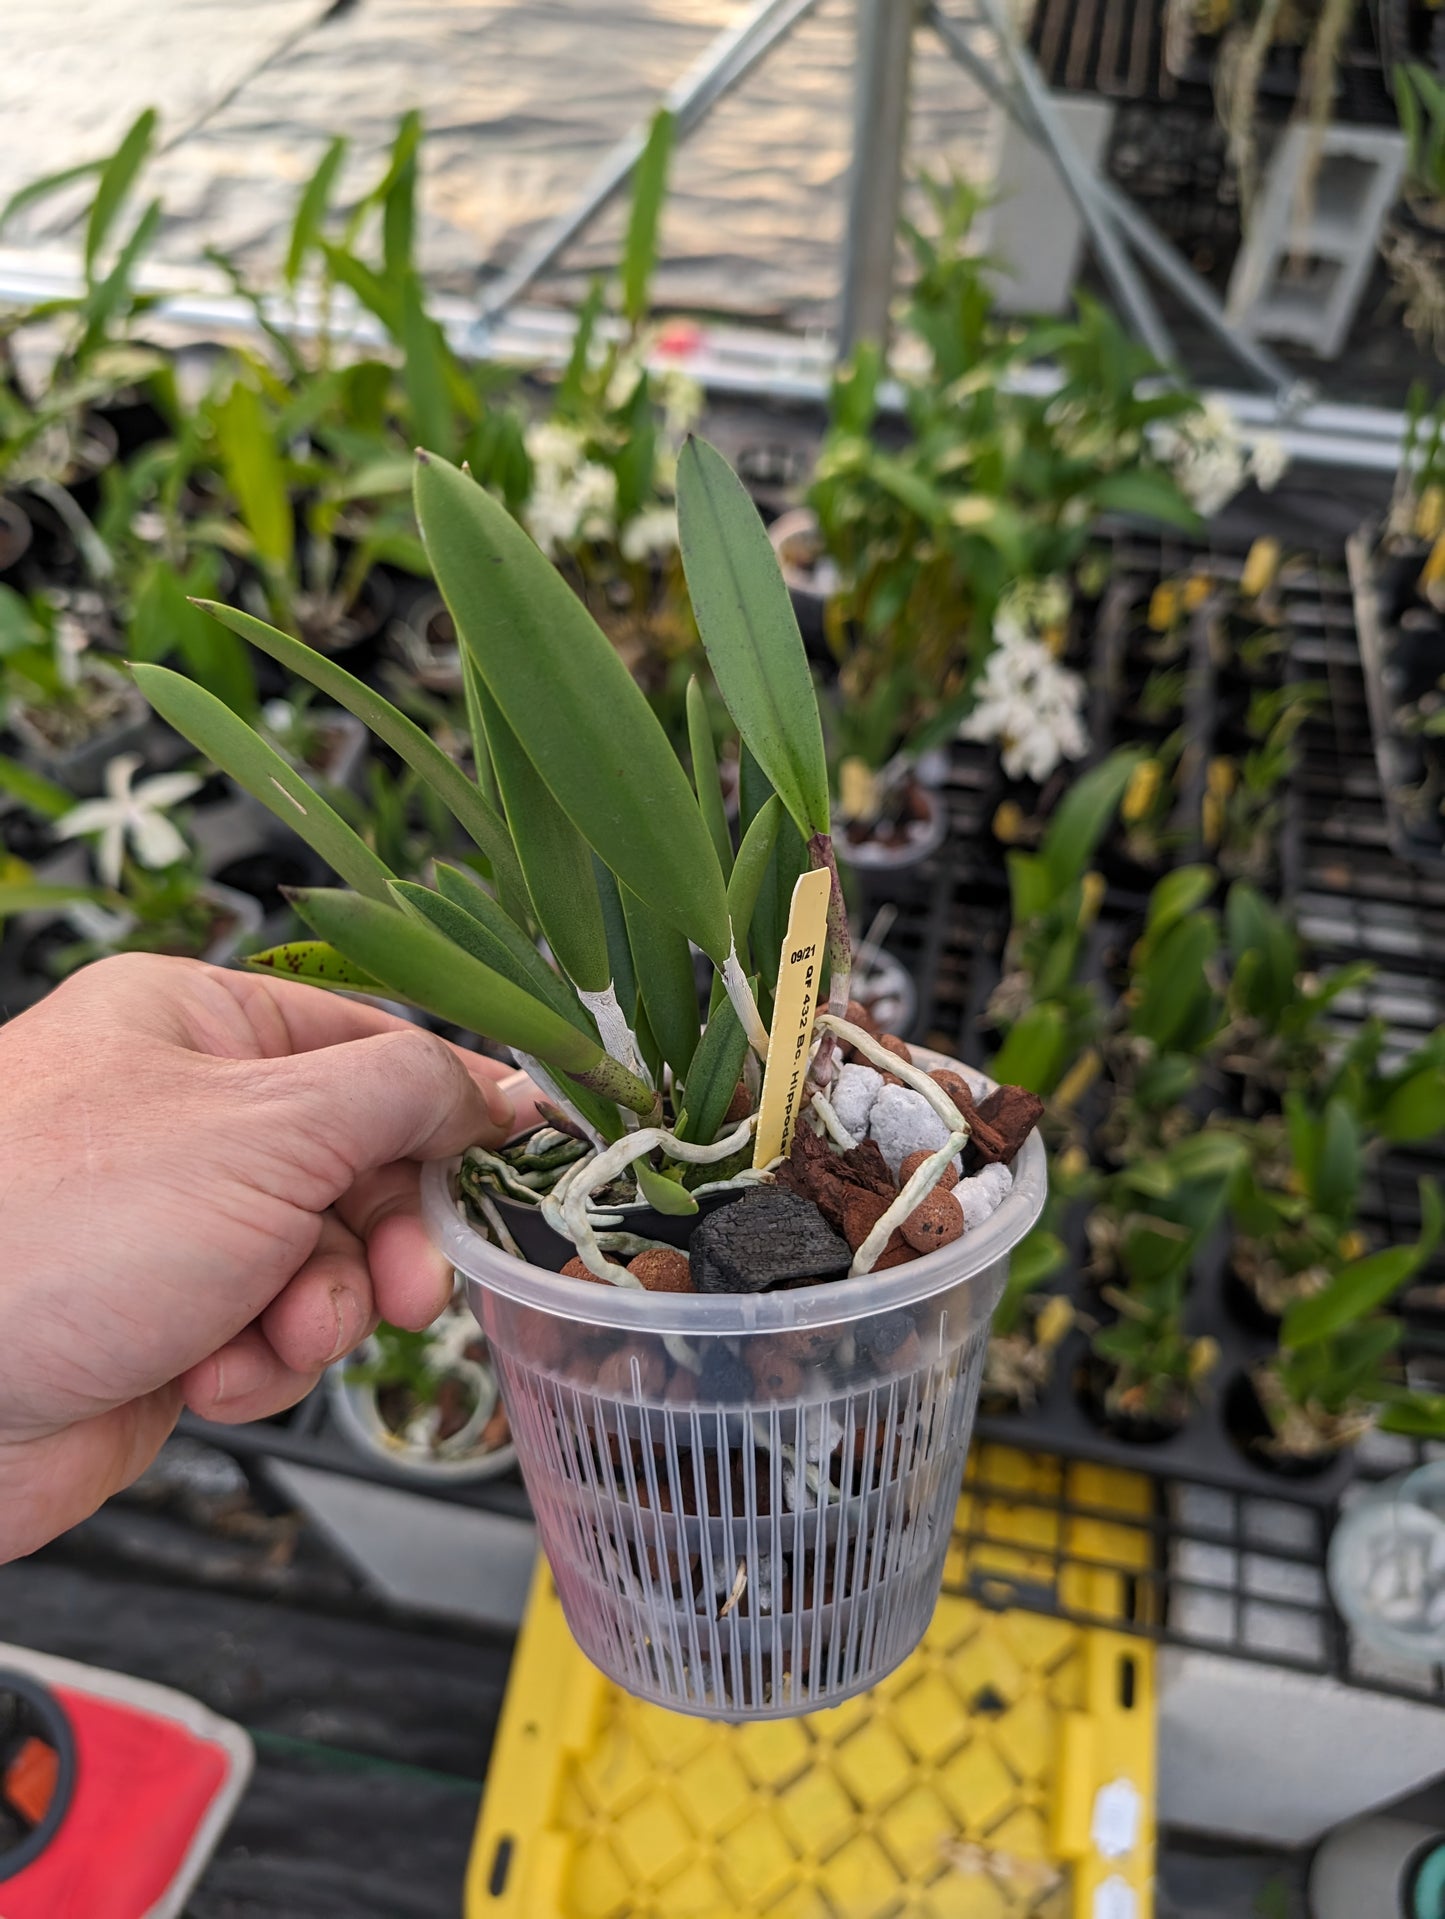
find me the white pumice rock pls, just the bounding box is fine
[952,1161,1014,1230]
[831,1063,884,1141]
[867,1083,960,1179]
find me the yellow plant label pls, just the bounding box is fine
[752,867,832,1170]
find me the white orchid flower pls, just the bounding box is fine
[56,754,201,888]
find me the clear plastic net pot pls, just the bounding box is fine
[422,1059,1046,1720]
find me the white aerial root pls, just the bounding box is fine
[545,1114,758,1286]
[850,1130,969,1275]
[811,1093,857,1150]
[722,942,771,1060]
[813,1014,973,1137]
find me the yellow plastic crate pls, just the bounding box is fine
[469,1449,1155,1919]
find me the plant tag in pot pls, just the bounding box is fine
[753,866,831,1169]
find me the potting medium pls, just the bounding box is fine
[423,1050,1046,1720]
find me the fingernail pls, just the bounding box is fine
[209,1357,227,1404]
[481,1081,515,1133]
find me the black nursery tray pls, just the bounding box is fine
[974,1227,1359,1507]
[1348,526,1445,875]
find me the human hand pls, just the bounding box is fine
[0,953,539,1562]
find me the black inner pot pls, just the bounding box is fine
[483,1133,750,1272]
[1223,1371,1341,1480]
[1077,1351,1187,1445]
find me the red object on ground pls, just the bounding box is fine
[0,1647,251,1919]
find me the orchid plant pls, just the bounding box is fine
[133,441,977,1281]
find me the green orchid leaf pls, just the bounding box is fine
[285,134,348,286]
[0,881,109,918]
[400,271,455,459]
[471,674,610,993]
[85,107,157,274]
[1379,1066,1445,1145]
[988,1001,1070,1097]
[675,993,749,1146]
[191,600,527,917]
[1379,1391,1445,1438]
[591,858,639,1027]
[622,109,674,329]
[686,675,733,877]
[621,882,701,1084]
[1041,747,1144,890]
[634,1159,699,1217]
[1087,469,1201,531]
[414,452,731,962]
[725,793,784,970]
[1143,864,1215,946]
[287,888,603,1074]
[133,665,397,903]
[245,940,385,993]
[677,436,830,841]
[0,752,76,822]
[392,878,595,1042]
[1283,1248,1421,1349]
[431,864,594,1036]
[211,376,293,576]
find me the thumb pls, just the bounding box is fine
[262,1027,514,1186]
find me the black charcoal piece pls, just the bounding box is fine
[855,1309,915,1361]
[689,1189,852,1295]
[697,1345,755,1401]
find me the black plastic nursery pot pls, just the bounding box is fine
[427,1047,1048,1719]
[0,497,33,577]
[1350,523,1445,872]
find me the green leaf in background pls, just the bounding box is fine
[0,881,110,919]
[320,241,402,335]
[414,451,731,962]
[1087,469,1201,532]
[622,109,674,329]
[1379,1065,1445,1145]
[1283,1180,1443,1348]
[634,1160,698,1216]
[84,107,156,274]
[678,437,830,841]
[286,135,348,286]
[245,940,385,993]
[378,109,423,282]
[400,272,455,460]
[621,882,701,1084]
[686,675,733,877]
[474,679,611,993]
[0,158,106,239]
[1142,864,1215,949]
[192,600,527,917]
[211,376,294,577]
[431,863,594,1036]
[675,993,749,1146]
[0,753,76,823]
[1041,747,1144,891]
[132,563,257,718]
[78,196,162,360]
[132,664,396,903]
[988,1000,1071,1096]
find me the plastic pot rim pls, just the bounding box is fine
[422,1047,1047,1335]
